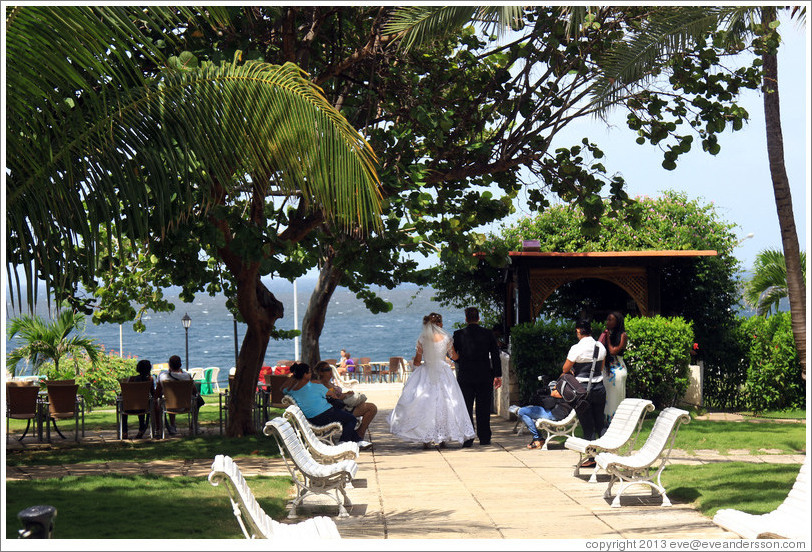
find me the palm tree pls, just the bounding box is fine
[7,6,383,435]
[7,311,101,378]
[745,249,807,316]
[588,5,806,378]
[6,6,382,309]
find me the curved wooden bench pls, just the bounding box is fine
[278,404,359,464]
[713,456,810,540]
[534,408,579,450]
[565,398,655,482]
[282,395,342,445]
[595,407,690,507]
[209,454,341,539]
[265,417,357,518]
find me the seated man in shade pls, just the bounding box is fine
[515,378,572,449]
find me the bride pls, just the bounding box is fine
[388,313,475,448]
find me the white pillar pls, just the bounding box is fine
[293,279,300,361]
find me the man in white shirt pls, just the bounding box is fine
[562,319,607,445]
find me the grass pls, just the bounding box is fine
[636,414,806,455]
[663,462,802,517]
[740,408,807,420]
[5,473,291,539]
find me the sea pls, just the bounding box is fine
[5,278,452,388]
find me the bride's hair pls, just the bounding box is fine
[423,312,442,326]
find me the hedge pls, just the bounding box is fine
[511,315,693,409]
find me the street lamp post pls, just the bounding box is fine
[182,313,191,370]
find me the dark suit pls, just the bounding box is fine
[453,323,502,443]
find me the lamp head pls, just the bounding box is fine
[181,313,191,329]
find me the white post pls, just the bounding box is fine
[293,279,300,361]
[119,324,123,358]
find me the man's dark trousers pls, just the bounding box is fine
[459,379,493,443]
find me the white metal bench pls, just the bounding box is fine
[281,395,343,445]
[208,454,341,539]
[264,416,358,518]
[534,408,579,450]
[278,404,359,464]
[565,398,655,482]
[713,456,810,540]
[595,407,690,507]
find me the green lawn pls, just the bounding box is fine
[5,474,291,539]
[663,462,802,517]
[637,413,806,455]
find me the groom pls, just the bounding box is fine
[453,307,503,447]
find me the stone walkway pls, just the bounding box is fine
[5,384,807,541]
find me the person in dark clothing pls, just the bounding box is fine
[452,307,503,447]
[562,319,607,463]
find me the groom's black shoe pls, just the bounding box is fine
[462,439,474,448]
[479,440,491,446]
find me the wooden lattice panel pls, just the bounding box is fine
[528,267,649,318]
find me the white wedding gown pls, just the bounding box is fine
[388,331,475,444]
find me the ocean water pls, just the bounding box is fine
[5,279,459,387]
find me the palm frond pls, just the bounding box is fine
[383,6,480,50]
[590,6,726,113]
[744,248,806,315]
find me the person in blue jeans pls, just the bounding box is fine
[517,383,572,449]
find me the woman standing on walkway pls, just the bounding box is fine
[388,313,475,449]
[599,311,628,427]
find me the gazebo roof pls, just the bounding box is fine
[508,249,718,259]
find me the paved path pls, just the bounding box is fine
[6,384,806,541]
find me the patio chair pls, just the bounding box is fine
[159,379,197,438]
[117,379,154,439]
[595,407,691,507]
[534,408,579,450]
[6,382,40,442]
[209,454,341,539]
[565,398,655,482]
[277,404,359,464]
[264,417,358,518]
[265,374,291,408]
[713,456,810,540]
[44,379,75,386]
[202,366,220,394]
[188,367,205,383]
[44,383,83,443]
[357,357,372,383]
[388,356,407,383]
[281,395,342,445]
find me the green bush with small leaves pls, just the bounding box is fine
[740,312,804,412]
[511,315,693,409]
[624,316,694,409]
[44,350,138,408]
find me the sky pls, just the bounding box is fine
[472,9,810,274]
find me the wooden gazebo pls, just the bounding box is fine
[503,245,718,331]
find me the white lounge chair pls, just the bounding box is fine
[277,404,360,464]
[595,407,691,507]
[713,456,810,540]
[208,454,341,539]
[264,417,358,518]
[565,398,655,482]
[281,395,343,445]
[535,408,579,450]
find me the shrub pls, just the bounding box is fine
[44,349,138,408]
[741,313,804,412]
[510,319,575,402]
[624,316,694,409]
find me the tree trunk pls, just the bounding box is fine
[227,276,284,436]
[761,8,806,379]
[301,255,343,367]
